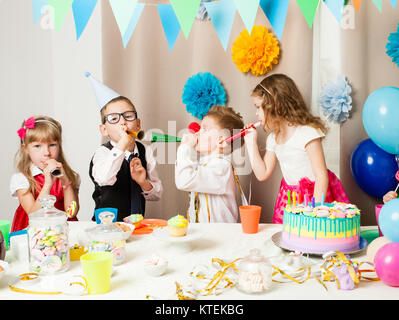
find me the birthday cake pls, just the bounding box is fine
[282,201,361,254]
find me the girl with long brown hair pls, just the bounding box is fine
[244,74,349,224]
[10,116,80,232]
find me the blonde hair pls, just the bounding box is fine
[252,74,327,139]
[15,116,79,196]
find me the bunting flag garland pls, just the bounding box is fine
[233,0,260,32]
[323,0,344,24]
[45,0,74,32]
[72,0,98,40]
[372,0,383,12]
[32,0,47,24]
[296,0,320,28]
[109,0,144,48]
[31,0,397,49]
[204,0,236,51]
[353,0,362,12]
[157,4,181,51]
[169,0,201,39]
[259,0,289,40]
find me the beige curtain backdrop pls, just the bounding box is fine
[340,1,399,226]
[101,0,314,223]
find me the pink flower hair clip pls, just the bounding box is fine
[17,116,36,140]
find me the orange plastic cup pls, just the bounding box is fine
[239,205,261,234]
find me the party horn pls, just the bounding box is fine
[151,132,182,142]
[127,130,145,140]
[50,168,63,178]
[223,121,261,144]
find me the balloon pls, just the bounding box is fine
[362,86,399,155]
[374,243,399,287]
[350,139,398,199]
[379,198,399,242]
[366,236,390,263]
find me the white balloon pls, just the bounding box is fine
[366,236,391,263]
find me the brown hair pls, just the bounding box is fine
[15,116,79,196]
[252,74,327,139]
[100,96,136,124]
[205,105,245,151]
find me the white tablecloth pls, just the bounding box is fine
[0,222,397,300]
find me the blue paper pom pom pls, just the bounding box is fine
[182,72,227,119]
[319,76,352,124]
[386,23,399,67]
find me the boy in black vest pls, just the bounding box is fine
[87,73,162,221]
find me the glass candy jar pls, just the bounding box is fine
[86,213,126,265]
[237,249,272,294]
[28,195,70,274]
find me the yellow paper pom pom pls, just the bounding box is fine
[232,25,280,76]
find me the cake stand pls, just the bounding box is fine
[151,226,204,254]
[270,231,368,257]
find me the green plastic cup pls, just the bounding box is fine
[80,252,113,295]
[0,220,10,250]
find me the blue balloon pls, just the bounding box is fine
[379,199,399,242]
[350,139,398,199]
[363,86,399,155]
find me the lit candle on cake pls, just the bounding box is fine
[312,197,315,208]
[304,193,309,207]
[293,191,296,207]
[287,190,291,206]
[321,193,325,205]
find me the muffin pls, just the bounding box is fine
[167,215,189,237]
[123,214,144,228]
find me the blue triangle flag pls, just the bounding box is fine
[122,3,145,48]
[32,0,47,24]
[323,0,344,23]
[157,4,181,51]
[204,0,236,51]
[390,0,397,8]
[72,0,98,40]
[259,0,289,40]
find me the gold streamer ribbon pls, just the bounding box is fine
[9,273,88,295]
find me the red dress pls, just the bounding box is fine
[11,174,78,233]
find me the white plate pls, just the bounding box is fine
[151,226,203,243]
[271,231,368,257]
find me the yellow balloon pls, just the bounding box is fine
[366,236,391,263]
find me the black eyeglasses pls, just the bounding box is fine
[103,111,138,124]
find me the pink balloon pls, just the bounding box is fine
[374,242,399,287]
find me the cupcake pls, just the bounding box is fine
[123,214,144,228]
[167,215,189,237]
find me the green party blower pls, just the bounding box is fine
[151,132,182,143]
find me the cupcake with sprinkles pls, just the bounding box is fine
[168,214,189,237]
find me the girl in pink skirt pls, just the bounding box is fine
[244,74,349,224]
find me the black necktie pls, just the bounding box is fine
[128,152,143,214]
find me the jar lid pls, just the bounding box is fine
[29,195,66,222]
[239,249,271,272]
[86,211,124,241]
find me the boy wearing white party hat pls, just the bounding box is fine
[86,72,162,221]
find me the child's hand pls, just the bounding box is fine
[243,124,257,145]
[116,126,134,151]
[130,157,147,185]
[181,133,198,148]
[43,159,62,184]
[383,191,398,203]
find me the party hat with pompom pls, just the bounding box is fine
[85,72,121,110]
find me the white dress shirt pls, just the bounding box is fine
[91,141,162,201]
[175,144,239,223]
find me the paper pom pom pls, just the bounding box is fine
[232,25,280,76]
[182,72,226,119]
[386,23,399,67]
[196,0,213,21]
[319,76,352,124]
